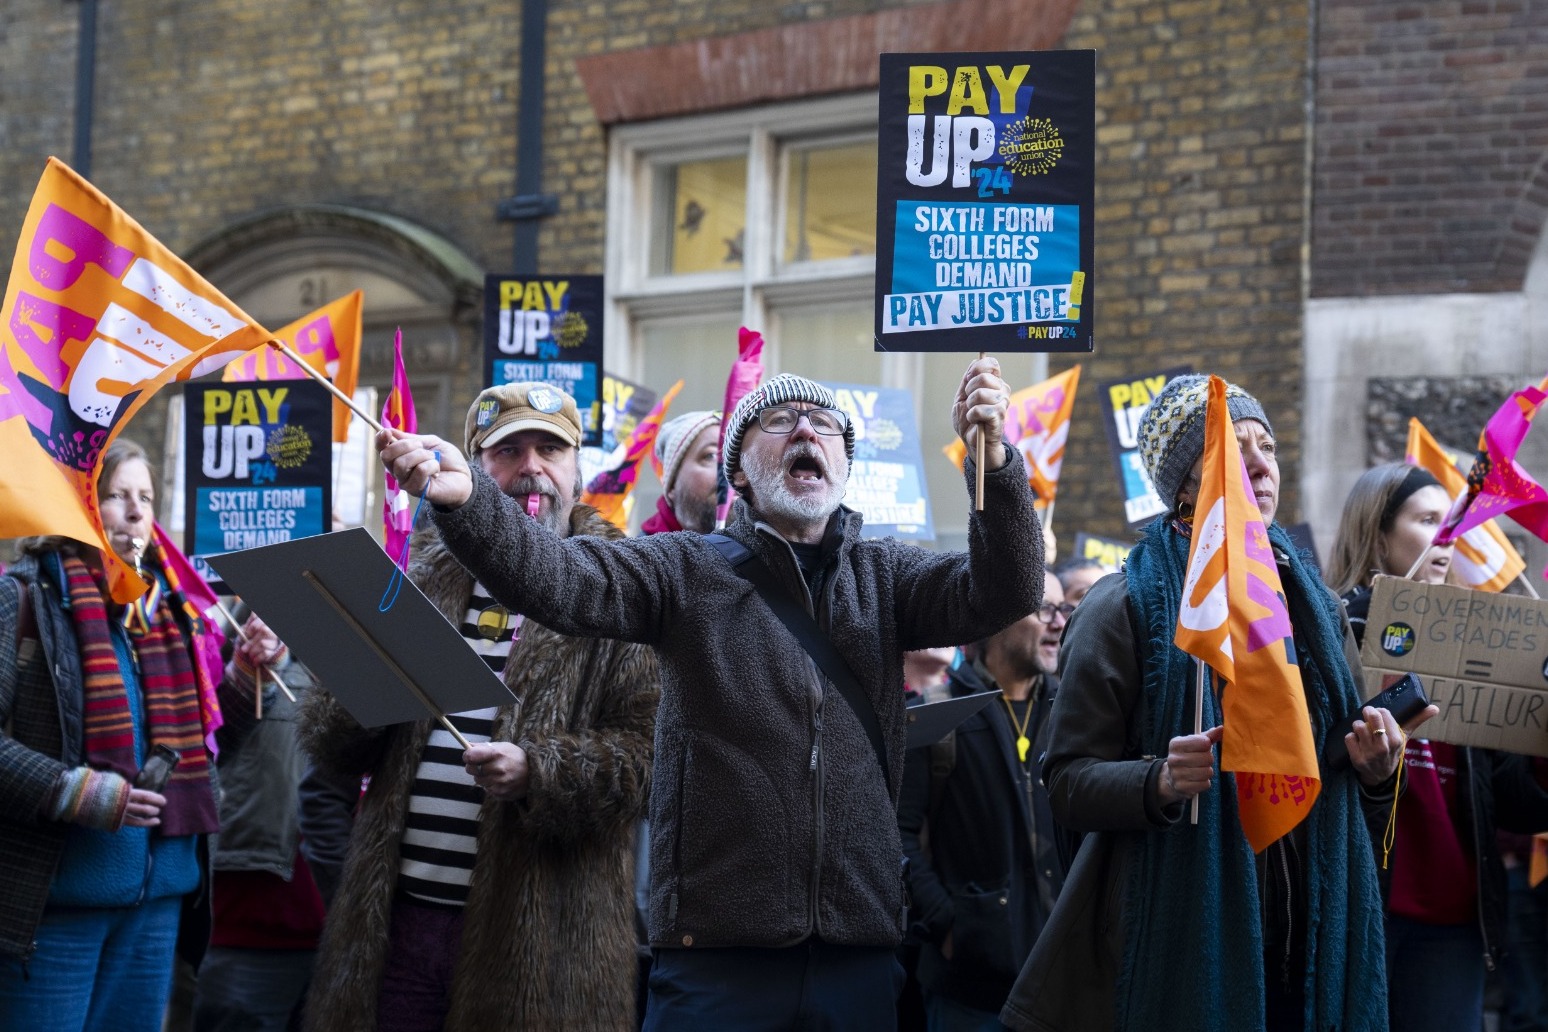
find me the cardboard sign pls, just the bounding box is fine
[1361,576,1548,756]
[1098,366,1191,525]
[183,379,331,589]
[482,274,604,445]
[823,382,934,540]
[873,51,1095,353]
[579,374,658,487]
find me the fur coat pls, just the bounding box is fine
[299,505,658,1032]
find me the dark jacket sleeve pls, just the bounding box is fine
[890,447,1045,652]
[897,746,953,945]
[0,577,70,823]
[1042,573,1179,833]
[1490,751,1548,835]
[296,761,359,910]
[518,639,659,847]
[432,467,679,646]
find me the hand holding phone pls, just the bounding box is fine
[1322,673,1431,771]
[133,744,181,794]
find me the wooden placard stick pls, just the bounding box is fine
[264,338,384,434]
[208,597,297,704]
[976,352,987,511]
[1191,658,1205,825]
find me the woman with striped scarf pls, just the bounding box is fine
[0,439,282,1031]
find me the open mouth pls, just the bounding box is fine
[786,450,826,483]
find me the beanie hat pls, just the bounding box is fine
[1136,374,1273,512]
[722,374,856,482]
[655,410,722,490]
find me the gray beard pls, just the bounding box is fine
[741,442,845,528]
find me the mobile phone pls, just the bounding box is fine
[134,744,182,793]
[1322,673,1430,771]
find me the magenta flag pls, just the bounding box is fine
[714,326,765,526]
[1435,383,1548,549]
[152,522,226,753]
[381,329,418,565]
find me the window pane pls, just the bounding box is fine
[775,304,880,386]
[629,315,743,530]
[651,156,747,276]
[783,142,877,264]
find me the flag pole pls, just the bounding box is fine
[1516,572,1542,600]
[207,597,297,704]
[976,353,987,512]
[265,339,384,434]
[1042,498,1056,534]
[1191,658,1204,825]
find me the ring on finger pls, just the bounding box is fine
[1372,727,1387,737]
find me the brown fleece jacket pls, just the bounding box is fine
[432,448,1043,951]
[299,505,658,1032]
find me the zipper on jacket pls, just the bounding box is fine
[810,686,825,933]
[1464,748,1496,973]
[1279,834,1297,989]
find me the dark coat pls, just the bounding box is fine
[1002,570,1395,1032]
[299,506,659,1032]
[897,660,1065,1013]
[432,451,1043,950]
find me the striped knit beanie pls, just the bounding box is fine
[722,373,855,482]
[654,410,722,490]
[1136,373,1273,512]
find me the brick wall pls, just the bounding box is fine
[1313,0,1548,297]
[0,0,1317,544]
[1050,0,1312,540]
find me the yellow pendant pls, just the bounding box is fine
[1017,735,1031,763]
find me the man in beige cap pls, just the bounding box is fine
[301,382,658,1032]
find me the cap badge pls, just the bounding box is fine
[527,385,563,413]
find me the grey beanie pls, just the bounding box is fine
[722,373,856,482]
[1135,373,1272,511]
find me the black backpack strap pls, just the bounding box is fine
[705,534,893,797]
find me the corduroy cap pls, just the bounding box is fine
[464,381,582,455]
[654,410,722,491]
[722,374,855,481]
[1136,374,1272,512]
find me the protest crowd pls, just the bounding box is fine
[3,43,1548,1032]
[4,340,1548,1032]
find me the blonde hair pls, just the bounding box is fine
[1325,462,1426,596]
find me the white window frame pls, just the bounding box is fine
[603,92,885,380]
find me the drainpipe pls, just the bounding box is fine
[73,0,99,178]
[495,0,558,274]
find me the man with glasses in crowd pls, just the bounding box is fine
[377,359,1043,1030]
[897,572,1073,1031]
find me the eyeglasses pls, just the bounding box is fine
[756,406,848,436]
[1034,602,1076,624]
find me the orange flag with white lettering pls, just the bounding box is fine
[223,290,362,443]
[1175,376,1320,853]
[0,158,272,602]
[944,365,1080,507]
[1405,417,1524,593]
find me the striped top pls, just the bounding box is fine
[396,582,521,907]
[397,707,498,908]
[460,581,520,672]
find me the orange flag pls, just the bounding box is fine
[1405,417,1525,593]
[943,365,1080,507]
[223,290,363,443]
[583,380,684,531]
[1175,376,1320,853]
[0,158,271,602]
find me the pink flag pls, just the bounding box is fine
[152,522,226,754]
[715,327,765,525]
[381,329,418,565]
[1434,383,1548,549]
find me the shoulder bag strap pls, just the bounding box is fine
[705,534,893,797]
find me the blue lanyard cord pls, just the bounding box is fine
[379,451,437,612]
